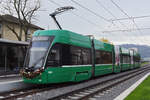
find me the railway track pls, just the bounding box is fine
[0,65,149,100]
[0,82,72,100]
[0,85,51,100]
[52,65,150,100]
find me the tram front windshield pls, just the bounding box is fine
[25,36,54,69]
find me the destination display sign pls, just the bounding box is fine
[32,36,49,41]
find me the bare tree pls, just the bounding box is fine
[1,0,41,41]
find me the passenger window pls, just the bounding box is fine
[70,46,82,65]
[122,55,130,64]
[95,51,101,64]
[95,50,112,64]
[82,49,91,64]
[46,43,92,66]
[61,44,71,65]
[61,44,91,65]
[46,44,61,67]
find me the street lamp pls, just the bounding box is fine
[49,6,75,30]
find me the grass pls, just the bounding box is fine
[141,61,149,66]
[125,76,150,100]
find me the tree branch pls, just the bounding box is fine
[6,24,21,41]
[1,0,41,41]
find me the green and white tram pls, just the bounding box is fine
[21,30,141,84]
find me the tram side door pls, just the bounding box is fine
[114,46,121,72]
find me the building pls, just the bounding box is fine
[0,14,44,41]
[0,39,29,75]
[0,14,43,75]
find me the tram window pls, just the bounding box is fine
[70,46,92,65]
[95,51,101,64]
[46,44,61,67]
[62,44,71,65]
[61,44,91,65]
[122,55,130,63]
[47,44,92,66]
[101,51,112,64]
[70,46,82,65]
[82,48,91,64]
[133,56,140,63]
[122,56,125,63]
[95,50,112,64]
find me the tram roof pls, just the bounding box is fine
[33,30,113,52]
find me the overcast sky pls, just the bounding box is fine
[35,0,150,46]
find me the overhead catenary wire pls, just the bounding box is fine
[48,0,103,31]
[95,0,132,34]
[95,0,138,44]
[102,27,150,33]
[48,0,149,45]
[110,15,150,21]
[49,0,133,44]
[70,0,112,23]
[70,0,126,35]
[48,0,102,32]
[48,0,61,6]
[71,12,102,28]
[70,0,138,44]
[110,0,142,33]
[110,0,148,44]
[95,0,128,30]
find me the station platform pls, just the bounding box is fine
[0,75,21,82]
[0,76,23,93]
[0,75,34,94]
